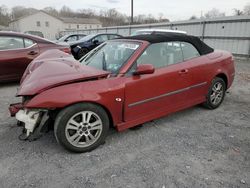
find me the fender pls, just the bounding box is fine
[25,79,125,126]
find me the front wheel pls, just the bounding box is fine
[54,103,109,153]
[203,77,226,109]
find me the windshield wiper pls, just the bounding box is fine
[102,51,107,71]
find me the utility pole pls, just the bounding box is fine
[131,0,133,24]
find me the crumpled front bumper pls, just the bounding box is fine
[15,109,43,136]
[9,103,23,117]
[9,103,48,138]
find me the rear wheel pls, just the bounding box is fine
[203,77,226,109]
[54,103,109,153]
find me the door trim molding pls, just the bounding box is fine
[128,82,207,107]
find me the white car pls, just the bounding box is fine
[131,29,187,36]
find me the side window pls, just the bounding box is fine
[181,42,200,60]
[94,35,108,43]
[78,35,86,40]
[137,43,167,69]
[0,36,24,50]
[24,38,34,48]
[66,35,78,42]
[136,42,183,69]
[108,35,120,40]
[165,42,183,65]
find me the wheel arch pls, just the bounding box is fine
[54,101,114,128]
[215,73,228,89]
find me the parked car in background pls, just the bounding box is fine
[56,33,86,43]
[131,29,187,36]
[70,33,122,59]
[9,33,235,153]
[24,31,44,38]
[0,31,71,82]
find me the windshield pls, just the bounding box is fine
[79,34,95,42]
[80,41,140,74]
[58,35,67,41]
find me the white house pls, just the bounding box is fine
[9,10,102,40]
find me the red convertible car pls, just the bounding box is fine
[9,33,235,153]
[0,31,71,82]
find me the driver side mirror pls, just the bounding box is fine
[133,64,155,75]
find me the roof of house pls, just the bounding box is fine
[9,10,102,25]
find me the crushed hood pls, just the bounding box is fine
[18,49,109,96]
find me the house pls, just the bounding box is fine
[9,10,102,40]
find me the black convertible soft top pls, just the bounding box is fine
[122,33,214,55]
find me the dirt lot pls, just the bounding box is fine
[0,59,249,188]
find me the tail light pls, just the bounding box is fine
[60,47,71,54]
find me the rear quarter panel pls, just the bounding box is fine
[206,50,235,89]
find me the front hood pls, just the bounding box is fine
[18,49,109,96]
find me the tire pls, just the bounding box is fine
[54,103,109,153]
[203,77,226,109]
[77,48,88,60]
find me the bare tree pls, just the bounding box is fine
[189,15,198,20]
[244,3,250,15]
[0,5,10,25]
[204,8,225,18]
[11,6,37,20]
[233,9,244,16]
[60,5,74,17]
[43,7,59,17]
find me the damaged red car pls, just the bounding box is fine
[9,33,235,153]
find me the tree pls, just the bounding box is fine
[233,9,244,16]
[11,6,37,20]
[189,15,198,20]
[43,7,59,17]
[204,8,225,18]
[0,5,10,26]
[60,5,74,17]
[243,3,250,15]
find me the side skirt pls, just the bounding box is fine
[116,97,205,131]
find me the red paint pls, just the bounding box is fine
[10,39,235,131]
[0,31,70,82]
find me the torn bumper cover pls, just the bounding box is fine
[16,109,44,136]
[9,103,23,117]
[9,104,49,140]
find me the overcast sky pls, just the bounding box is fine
[2,0,250,21]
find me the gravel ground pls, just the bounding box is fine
[0,59,249,188]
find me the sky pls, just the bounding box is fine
[1,0,250,21]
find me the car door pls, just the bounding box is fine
[123,41,192,122]
[0,36,40,81]
[180,42,210,102]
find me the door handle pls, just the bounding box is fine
[179,69,189,74]
[28,51,38,55]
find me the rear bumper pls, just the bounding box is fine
[9,103,24,117]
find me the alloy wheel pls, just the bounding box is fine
[210,82,224,105]
[65,111,103,148]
